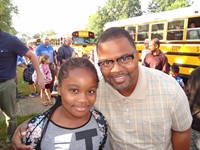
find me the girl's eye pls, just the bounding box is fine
[69,89,78,93]
[87,90,96,95]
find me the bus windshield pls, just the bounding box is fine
[72,37,95,45]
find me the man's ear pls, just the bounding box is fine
[156,44,159,49]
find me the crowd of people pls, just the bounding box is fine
[1,27,200,149]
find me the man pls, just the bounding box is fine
[57,36,74,65]
[12,27,192,149]
[35,35,57,92]
[141,38,150,65]
[0,29,44,143]
[144,38,170,74]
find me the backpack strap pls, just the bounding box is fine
[91,109,108,150]
[23,109,51,149]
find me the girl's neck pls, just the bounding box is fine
[51,106,91,128]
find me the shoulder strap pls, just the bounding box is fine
[91,109,108,150]
[23,109,51,149]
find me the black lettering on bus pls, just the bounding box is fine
[172,46,180,51]
[197,46,200,52]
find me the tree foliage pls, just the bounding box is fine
[87,0,142,39]
[0,0,18,34]
[147,0,191,13]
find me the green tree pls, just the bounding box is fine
[32,30,57,39]
[87,0,142,39]
[18,32,32,42]
[0,0,18,34]
[147,0,191,13]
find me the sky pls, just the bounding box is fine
[12,0,149,36]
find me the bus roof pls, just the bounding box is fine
[104,6,200,29]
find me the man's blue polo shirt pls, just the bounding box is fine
[35,44,54,63]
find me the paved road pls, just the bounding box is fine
[0,95,55,120]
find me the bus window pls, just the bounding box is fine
[138,24,149,41]
[187,17,200,40]
[167,20,184,40]
[151,23,164,40]
[127,26,136,40]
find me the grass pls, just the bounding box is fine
[0,114,36,140]
[0,114,37,149]
[17,67,30,96]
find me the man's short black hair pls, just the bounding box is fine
[96,27,136,50]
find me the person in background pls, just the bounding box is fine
[82,53,89,59]
[144,38,170,74]
[185,67,200,150]
[141,38,150,65]
[187,21,200,39]
[35,35,57,93]
[27,63,40,98]
[169,63,185,89]
[89,50,95,63]
[53,36,75,96]
[0,29,44,143]
[13,58,110,150]
[57,36,74,65]
[12,27,192,149]
[33,55,52,106]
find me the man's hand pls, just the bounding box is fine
[36,72,45,89]
[11,121,35,150]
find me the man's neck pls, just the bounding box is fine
[152,49,160,56]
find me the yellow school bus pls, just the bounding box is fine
[104,6,200,80]
[71,30,95,56]
[27,38,41,47]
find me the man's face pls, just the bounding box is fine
[65,37,72,46]
[43,36,50,46]
[144,42,149,49]
[149,41,157,52]
[97,37,139,96]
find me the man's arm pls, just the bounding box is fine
[57,47,64,64]
[162,56,170,74]
[11,120,35,150]
[172,128,191,150]
[24,50,45,89]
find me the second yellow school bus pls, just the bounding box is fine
[104,6,200,80]
[71,30,95,56]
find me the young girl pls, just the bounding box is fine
[23,57,109,150]
[33,55,52,106]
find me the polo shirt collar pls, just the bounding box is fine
[106,65,148,101]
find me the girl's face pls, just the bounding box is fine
[58,68,98,119]
[45,58,50,64]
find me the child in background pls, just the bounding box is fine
[169,64,185,89]
[33,55,52,106]
[22,57,109,149]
